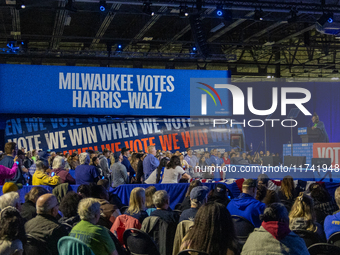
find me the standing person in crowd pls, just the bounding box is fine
[0,206,26,255]
[289,193,326,242]
[143,145,160,181]
[110,152,128,188]
[0,142,17,174]
[130,152,139,173]
[180,202,238,255]
[150,190,180,224]
[179,180,202,211]
[15,150,28,184]
[99,149,110,179]
[161,156,191,184]
[91,156,103,177]
[31,149,37,163]
[68,153,79,170]
[179,153,190,172]
[75,153,99,185]
[209,149,220,166]
[227,179,266,228]
[33,157,60,186]
[124,187,148,224]
[69,198,118,255]
[48,152,56,168]
[0,156,18,185]
[51,156,76,184]
[242,203,309,255]
[23,151,33,169]
[184,148,195,169]
[223,152,231,165]
[278,175,297,211]
[180,186,209,222]
[135,153,145,183]
[121,147,136,182]
[145,186,157,215]
[145,157,169,184]
[21,186,49,222]
[324,186,340,239]
[25,194,69,255]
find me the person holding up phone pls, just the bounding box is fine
[0,156,19,185]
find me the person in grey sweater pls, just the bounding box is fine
[110,152,128,188]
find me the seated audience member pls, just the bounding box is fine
[208,183,231,206]
[124,187,148,224]
[145,186,157,215]
[145,157,169,184]
[179,180,202,211]
[58,191,83,232]
[278,175,298,211]
[257,174,280,206]
[77,184,91,198]
[75,153,99,185]
[25,194,68,255]
[180,186,209,222]
[0,206,26,255]
[324,186,340,239]
[21,186,49,221]
[70,198,118,255]
[51,156,76,184]
[241,203,309,255]
[68,153,79,170]
[256,184,267,203]
[0,192,21,211]
[227,179,266,228]
[2,182,22,194]
[32,158,60,186]
[0,156,18,185]
[91,157,103,177]
[151,190,180,224]
[289,193,325,242]
[110,152,128,188]
[97,179,110,191]
[180,202,238,255]
[309,183,338,224]
[161,156,191,184]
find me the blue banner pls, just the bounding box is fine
[0,64,230,116]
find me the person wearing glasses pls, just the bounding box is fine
[25,194,68,255]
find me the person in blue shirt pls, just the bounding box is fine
[121,147,135,183]
[143,145,159,180]
[324,186,340,239]
[227,178,266,228]
[312,113,329,143]
[209,149,220,166]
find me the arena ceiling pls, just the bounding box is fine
[1,0,340,78]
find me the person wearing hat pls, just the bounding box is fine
[120,147,136,183]
[110,152,128,188]
[227,179,266,228]
[2,181,23,194]
[179,186,209,222]
[208,183,231,206]
[311,113,329,142]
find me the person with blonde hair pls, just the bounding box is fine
[124,187,148,223]
[289,193,326,241]
[51,156,75,184]
[70,198,118,255]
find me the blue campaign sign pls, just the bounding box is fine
[0,64,229,116]
[298,127,307,135]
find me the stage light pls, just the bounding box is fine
[216,5,224,17]
[317,12,334,26]
[142,2,154,16]
[190,46,197,54]
[116,44,122,52]
[179,6,189,17]
[254,9,264,21]
[217,10,223,16]
[15,0,25,10]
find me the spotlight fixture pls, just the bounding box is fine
[116,44,122,52]
[142,2,154,16]
[190,46,197,54]
[317,12,333,26]
[179,6,189,17]
[216,5,223,17]
[99,0,106,12]
[254,9,265,21]
[15,0,25,10]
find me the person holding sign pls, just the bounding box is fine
[311,113,329,143]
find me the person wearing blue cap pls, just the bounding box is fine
[179,186,209,222]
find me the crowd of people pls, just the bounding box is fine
[1,141,340,254]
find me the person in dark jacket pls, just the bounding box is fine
[227,179,266,228]
[58,191,82,233]
[207,183,231,206]
[25,194,69,255]
[180,186,209,222]
[151,190,180,224]
[21,186,49,222]
[179,180,202,211]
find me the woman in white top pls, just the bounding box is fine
[161,155,191,183]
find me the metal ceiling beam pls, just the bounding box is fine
[90,3,121,48]
[10,7,21,40]
[124,6,167,51]
[50,0,68,50]
[275,24,315,44]
[244,21,286,43]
